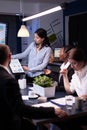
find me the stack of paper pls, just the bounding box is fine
[33,101,60,108]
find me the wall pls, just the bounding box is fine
[22,10,63,50]
[64,0,87,45]
[21,11,64,65]
[40,11,63,49]
[0,14,21,54]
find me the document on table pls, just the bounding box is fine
[33,101,60,108]
[50,97,66,107]
[33,97,66,108]
[50,96,75,107]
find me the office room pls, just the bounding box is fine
[0,0,87,130]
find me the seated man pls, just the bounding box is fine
[0,44,67,130]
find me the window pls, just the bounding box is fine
[0,23,8,44]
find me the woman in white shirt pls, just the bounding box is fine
[60,48,87,98]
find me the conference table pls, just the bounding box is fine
[20,84,87,130]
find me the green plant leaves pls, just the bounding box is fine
[33,75,54,87]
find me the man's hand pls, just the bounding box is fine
[80,95,87,100]
[54,108,68,118]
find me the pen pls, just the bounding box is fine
[50,100,65,107]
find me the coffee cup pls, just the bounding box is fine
[65,95,73,110]
[28,90,35,98]
[18,79,26,89]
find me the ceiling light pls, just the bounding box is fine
[22,5,62,22]
[17,0,29,37]
[17,25,29,37]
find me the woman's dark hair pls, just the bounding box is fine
[64,45,75,53]
[35,28,50,47]
[68,48,87,62]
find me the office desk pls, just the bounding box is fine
[32,97,87,130]
[20,85,66,105]
[21,87,87,130]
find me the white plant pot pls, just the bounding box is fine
[33,82,57,98]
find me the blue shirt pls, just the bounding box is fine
[12,42,52,77]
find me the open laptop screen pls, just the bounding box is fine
[9,59,25,74]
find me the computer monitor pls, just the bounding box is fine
[54,48,61,58]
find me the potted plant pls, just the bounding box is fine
[33,75,57,97]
